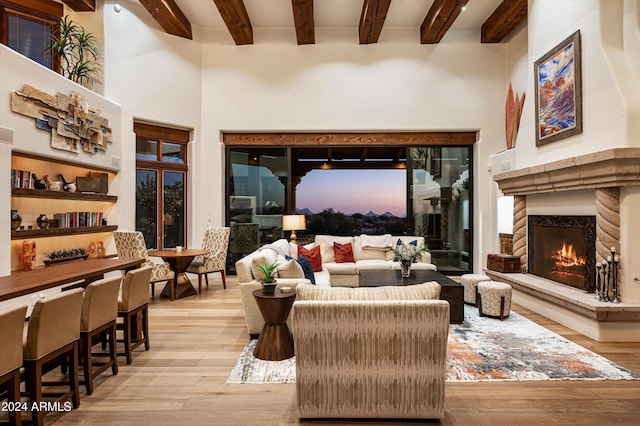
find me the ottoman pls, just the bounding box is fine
[477,281,512,320]
[460,273,491,306]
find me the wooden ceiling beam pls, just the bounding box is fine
[291,0,314,45]
[420,0,468,44]
[359,0,392,44]
[212,0,253,45]
[139,0,192,39]
[481,0,527,43]
[60,0,95,12]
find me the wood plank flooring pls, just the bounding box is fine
[23,276,640,425]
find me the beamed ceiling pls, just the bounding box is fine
[62,0,526,45]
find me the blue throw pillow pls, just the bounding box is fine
[286,255,315,285]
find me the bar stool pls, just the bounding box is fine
[23,288,83,426]
[118,266,153,364]
[80,276,122,395]
[0,305,28,426]
[461,273,491,306]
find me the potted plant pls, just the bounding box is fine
[391,243,428,278]
[256,262,279,294]
[49,16,101,88]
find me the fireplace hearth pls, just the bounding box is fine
[528,215,596,292]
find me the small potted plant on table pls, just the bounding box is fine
[256,262,279,294]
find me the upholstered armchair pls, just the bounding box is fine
[113,231,175,297]
[186,226,230,293]
[292,283,450,420]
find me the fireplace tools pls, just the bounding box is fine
[596,247,620,303]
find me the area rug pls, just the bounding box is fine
[226,307,639,384]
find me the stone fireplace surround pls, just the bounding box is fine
[490,148,640,342]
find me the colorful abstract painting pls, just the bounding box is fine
[535,30,582,146]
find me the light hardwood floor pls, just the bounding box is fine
[26,276,640,425]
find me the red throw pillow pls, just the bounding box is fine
[333,242,355,263]
[298,245,322,272]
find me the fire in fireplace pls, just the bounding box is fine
[528,215,596,291]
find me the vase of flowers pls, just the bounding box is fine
[392,243,427,278]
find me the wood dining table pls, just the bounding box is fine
[149,248,209,300]
[0,257,144,302]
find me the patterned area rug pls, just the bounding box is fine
[226,306,639,384]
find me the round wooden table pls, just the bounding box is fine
[252,288,297,361]
[149,248,209,300]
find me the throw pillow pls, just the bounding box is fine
[276,254,304,279]
[298,244,322,272]
[333,242,355,263]
[287,255,315,285]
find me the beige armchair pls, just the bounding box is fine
[186,226,230,293]
[113,230,175,297]
[0,304,28,426]
[292,283,449,420]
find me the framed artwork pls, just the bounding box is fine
[429,147,441,179]
[534,30,582,147]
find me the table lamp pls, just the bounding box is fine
[282,214,306,243]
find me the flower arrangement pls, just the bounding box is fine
[392,243,427,263]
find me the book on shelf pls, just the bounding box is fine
[11,169,32,189]
[53,212,104,228]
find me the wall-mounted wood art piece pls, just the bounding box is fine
[534,30,582,146]
[11,84,113,154]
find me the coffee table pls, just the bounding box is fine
[358,269,464,323]
[252,288,297,361]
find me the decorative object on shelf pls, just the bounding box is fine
[43,247,88,266]
[505,82,526,150]
[256,262,279,294]
[11,210,22,231]
[87,241,106,258]
[58,174,77,192]
[36,214,49,229]
[534,30,582,147]
[45,175,62,191]
[32,174,48,190]
[11,84,112,155]
[76,172,108,193]
[22,240,37,271]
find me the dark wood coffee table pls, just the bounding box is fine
[252,288,297,361]
[358,269,464,324]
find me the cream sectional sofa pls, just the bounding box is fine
[235,234,436,336]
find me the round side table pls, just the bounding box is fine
[252,288,297,361]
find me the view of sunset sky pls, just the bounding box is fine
[296,169,407,217]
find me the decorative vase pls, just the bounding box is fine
[22,240,36,271]
[400,260,412,278]
[262,282,277,295]
[11,210,22,230]
[36,214,49,229]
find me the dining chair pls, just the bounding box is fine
[117,266,153,364]
[113,230,175,297]
[23,288,84,426]
[80,276,121,395]
[186,226,230,293]
[0,304,28,426]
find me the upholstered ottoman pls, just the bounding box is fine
[460,273,491,306]
[477,281,512,320]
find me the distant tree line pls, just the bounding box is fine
[304,208,407,236]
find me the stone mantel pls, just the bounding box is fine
[494,148,640,196]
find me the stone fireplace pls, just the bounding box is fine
[527,215,596,292]
[489,148,640,342]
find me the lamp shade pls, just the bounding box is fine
[282,214,306,231]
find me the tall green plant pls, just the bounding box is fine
[50,16,101,88]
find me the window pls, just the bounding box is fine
[134,123,190,250]
[1,0,62,70]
